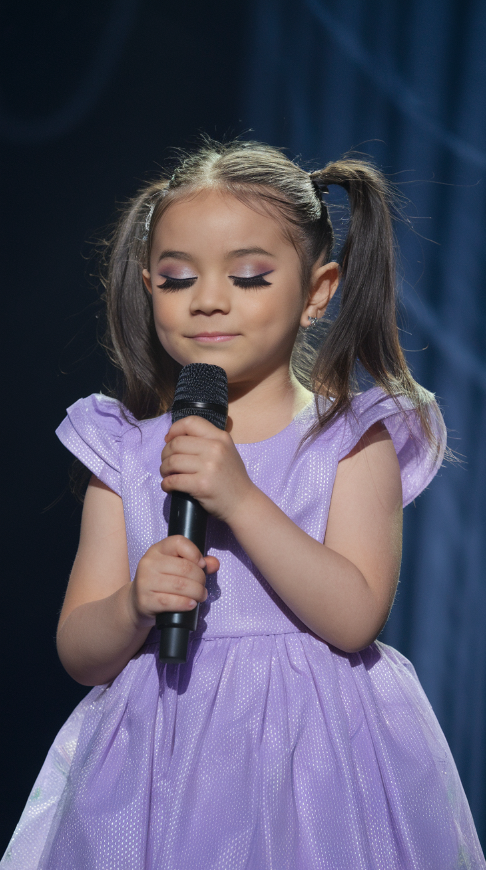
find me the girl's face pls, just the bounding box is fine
[143,189,337,392]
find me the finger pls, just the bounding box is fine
[161,473,202,495]
[156,539,219,575]
[157,535,205,565]
[153,591,201,612]
[165,415,222,442]
[162,435,204,458]
[161,570,209,601]
[155,550,219,584]
[151,550,206,582]
[160,453,200,478]
[156,548,219,576]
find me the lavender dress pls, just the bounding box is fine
[3,387,485,870]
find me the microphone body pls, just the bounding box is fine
[157,364,228,664]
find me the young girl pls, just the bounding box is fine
[3,139,485,870]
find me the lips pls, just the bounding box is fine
[190,333,238,341]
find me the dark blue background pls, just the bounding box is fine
[242,0,486,845]
[1,0,485,853]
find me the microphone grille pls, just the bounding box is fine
[172,363,228,430]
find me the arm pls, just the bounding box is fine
[57,476,219,686]
[162,418,402,653]
[227,423,402,652]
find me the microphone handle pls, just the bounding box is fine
[156,492,208,664]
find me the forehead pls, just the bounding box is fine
[151,188,294,255]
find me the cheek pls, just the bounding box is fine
[250,280,302,328]
[151,297,180,332]
[151,302,184,360]
[150,301,185,356]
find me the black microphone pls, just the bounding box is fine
[157,363,228,664]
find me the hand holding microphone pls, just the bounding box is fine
[156,363,228,664]
[154,362,256,663]
[129,534,219,627]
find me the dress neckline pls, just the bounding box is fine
[233,398,316,448]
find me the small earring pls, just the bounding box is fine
[307,315,319,327]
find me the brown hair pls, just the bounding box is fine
[100,137,438,448]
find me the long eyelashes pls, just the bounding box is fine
[230,272,273,288]
[158,277,197,291]
[157,271,273,292]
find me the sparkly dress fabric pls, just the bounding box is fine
[3,387,485,870]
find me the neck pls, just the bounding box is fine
[225,371,313,444]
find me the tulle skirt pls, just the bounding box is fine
[2,632,484,870]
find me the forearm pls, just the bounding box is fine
[227,485,389,652]
[57,583,152,686]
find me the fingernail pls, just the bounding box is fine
[198,558,207,569]
[188,599,198,609]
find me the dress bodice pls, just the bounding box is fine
[56,387,446,639]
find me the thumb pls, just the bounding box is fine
[202,555,220,574]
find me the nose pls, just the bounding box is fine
[189,277,231,316]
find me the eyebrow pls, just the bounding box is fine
[228,247,275,259]
[156,246,275,264]
[157,250,192,263]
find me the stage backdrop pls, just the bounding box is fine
[1,0,485,855]
[0,0,248,851]
[241,0,486,844]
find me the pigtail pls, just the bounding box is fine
[307,160,436,444]
[101,180,181,420]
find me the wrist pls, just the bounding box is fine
[224,480,263,530]
[123,581,155,633]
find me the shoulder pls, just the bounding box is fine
[342,418,389,457]
[58,393,168,442]
[337,418,403,507]
[61,393,133,437]
[55,393,169,495]
[335,386,447,507]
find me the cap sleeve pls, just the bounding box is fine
[337,387,447,507]
[55,394,130,496]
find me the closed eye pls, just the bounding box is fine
[157,276,197,291]
[229,271,273,288]
[156,270,274,292]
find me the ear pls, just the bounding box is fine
[142,268,153,295]
[300,261,340,328]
